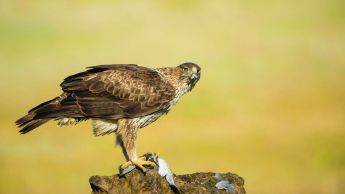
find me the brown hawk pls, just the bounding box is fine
[16,62,201,171]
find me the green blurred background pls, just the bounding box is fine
[1,0,344,193]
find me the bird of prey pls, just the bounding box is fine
[16,62,201,172]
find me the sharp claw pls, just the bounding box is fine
[131,161,144,172]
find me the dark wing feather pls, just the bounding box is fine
[60,64,175,119]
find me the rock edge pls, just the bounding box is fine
[90,169,246,194]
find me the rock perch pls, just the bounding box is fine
[89,169,246,194]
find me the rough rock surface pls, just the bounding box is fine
[89,169,246,194]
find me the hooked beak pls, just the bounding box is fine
[189,72,200,91]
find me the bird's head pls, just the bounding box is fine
[178,62,201,91]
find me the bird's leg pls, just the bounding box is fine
[116,133,156,173]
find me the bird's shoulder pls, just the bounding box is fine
[61,64,174,93]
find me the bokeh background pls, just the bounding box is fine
[1,1,344,193]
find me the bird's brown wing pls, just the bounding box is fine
[60,64,175,119]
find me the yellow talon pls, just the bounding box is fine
[131,160,148,172]
[119,160,134,170]
[119,159,157,173]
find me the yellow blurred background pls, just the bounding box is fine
[1,1,344,193]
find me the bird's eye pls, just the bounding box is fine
[182,67,189,72]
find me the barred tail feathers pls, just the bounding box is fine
[15,93,79,134]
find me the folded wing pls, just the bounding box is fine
[60,64,175,119]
